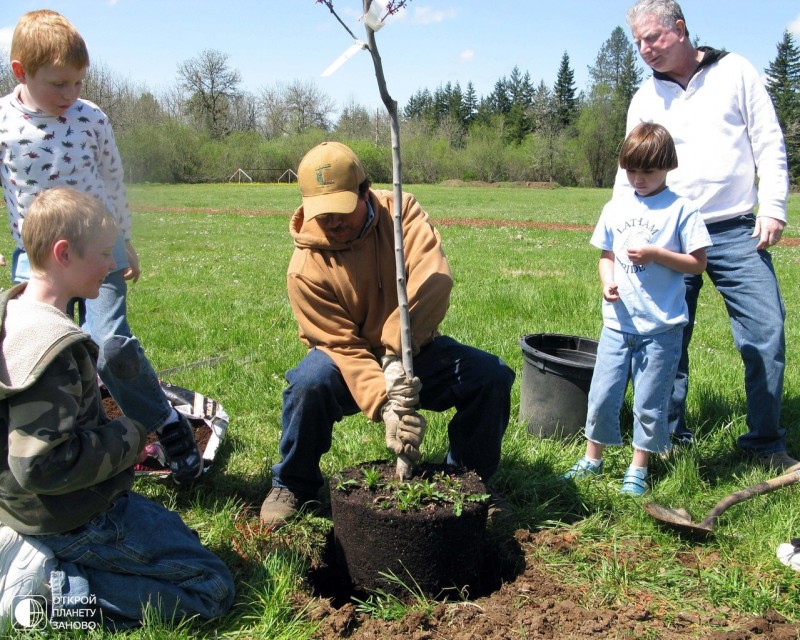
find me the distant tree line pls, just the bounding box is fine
[767,30,800,186]
[2,27,797,187]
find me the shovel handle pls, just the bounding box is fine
[700,468,800,528]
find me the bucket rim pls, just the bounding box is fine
[519,332,597,370]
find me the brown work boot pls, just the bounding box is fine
[758,452,800,473]
[259,487,309,528]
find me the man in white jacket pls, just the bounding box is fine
[616,0,796,470]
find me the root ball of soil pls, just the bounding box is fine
[330,461,489,598]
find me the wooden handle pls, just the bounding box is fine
[700,469,800,528]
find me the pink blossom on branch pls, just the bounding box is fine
[315,0,412,24]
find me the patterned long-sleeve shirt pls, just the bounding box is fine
[0,85,132,249]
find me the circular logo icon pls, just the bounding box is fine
[13,595,48,629]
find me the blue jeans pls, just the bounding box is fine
[586,325,682,455]
[668,215,787,455]
[38,492,234,628]
[13,245,172,433]
[272,336,515,497]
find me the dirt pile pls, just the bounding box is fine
[305,529,800,639]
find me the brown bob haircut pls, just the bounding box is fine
[618,122,678,172]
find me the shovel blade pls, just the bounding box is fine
[643,502,713,536]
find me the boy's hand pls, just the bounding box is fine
[602,282,620,302]
[626,245,656,265]
[124,240,141,283]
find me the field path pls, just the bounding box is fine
[135,206,800,246]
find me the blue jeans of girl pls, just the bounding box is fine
[585,325,683,455]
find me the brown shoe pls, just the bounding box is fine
[259,487,309,527]
[758,452,800,473]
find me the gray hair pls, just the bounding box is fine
[626,0,689,37]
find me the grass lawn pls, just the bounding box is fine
[1,183,799,638]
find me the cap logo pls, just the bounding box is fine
[315,164,334,186]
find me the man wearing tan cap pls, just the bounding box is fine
[260,141,515,527]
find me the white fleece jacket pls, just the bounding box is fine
[614,51,789,225]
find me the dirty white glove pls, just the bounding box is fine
[382,355,422,414]
[383,402,426,463]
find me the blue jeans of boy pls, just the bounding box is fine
[667,215,787,455]
[38,491,234,628]
[271,336,515,498]
[13,245,172,433]
[586,325,683,455]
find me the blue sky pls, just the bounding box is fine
[3,1,800,118]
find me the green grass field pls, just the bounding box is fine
[1,184,799,638]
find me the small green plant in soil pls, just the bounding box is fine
[352,569,438,621]
[333,466,489,516]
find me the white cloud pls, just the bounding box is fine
[0,26,13,54]
[789,15,800,36]
[408,6,457,26]
[459,49,475,62]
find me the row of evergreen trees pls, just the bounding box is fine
[399,28,799,188]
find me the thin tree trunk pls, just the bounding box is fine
[364,0,414,478]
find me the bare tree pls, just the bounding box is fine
[128,91,169,128]
[0,57,15,97]
[228,90,260,133]
[285,79,336,132]
[158,85,190,123]
[259,80,335,137]
[177,49,242,139]
[336,99,379,140]
[258,84,291,138]
[83,60,138,131]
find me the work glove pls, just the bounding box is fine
[382,355,422,414]
[383,402,427,463]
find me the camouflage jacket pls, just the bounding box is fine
[0,283,146,535]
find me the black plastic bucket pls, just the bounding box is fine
[519,333,598,439]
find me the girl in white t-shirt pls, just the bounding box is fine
[563,122,712,495]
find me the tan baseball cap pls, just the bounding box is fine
[298,141,367,220]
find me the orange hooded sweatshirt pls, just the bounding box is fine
[287,189,452,421]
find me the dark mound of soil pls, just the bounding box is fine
[329,462,491,598]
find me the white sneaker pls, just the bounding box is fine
[776,541,800,571]
[0,525,55,621]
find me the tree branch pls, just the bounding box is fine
[316,0,360,42]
